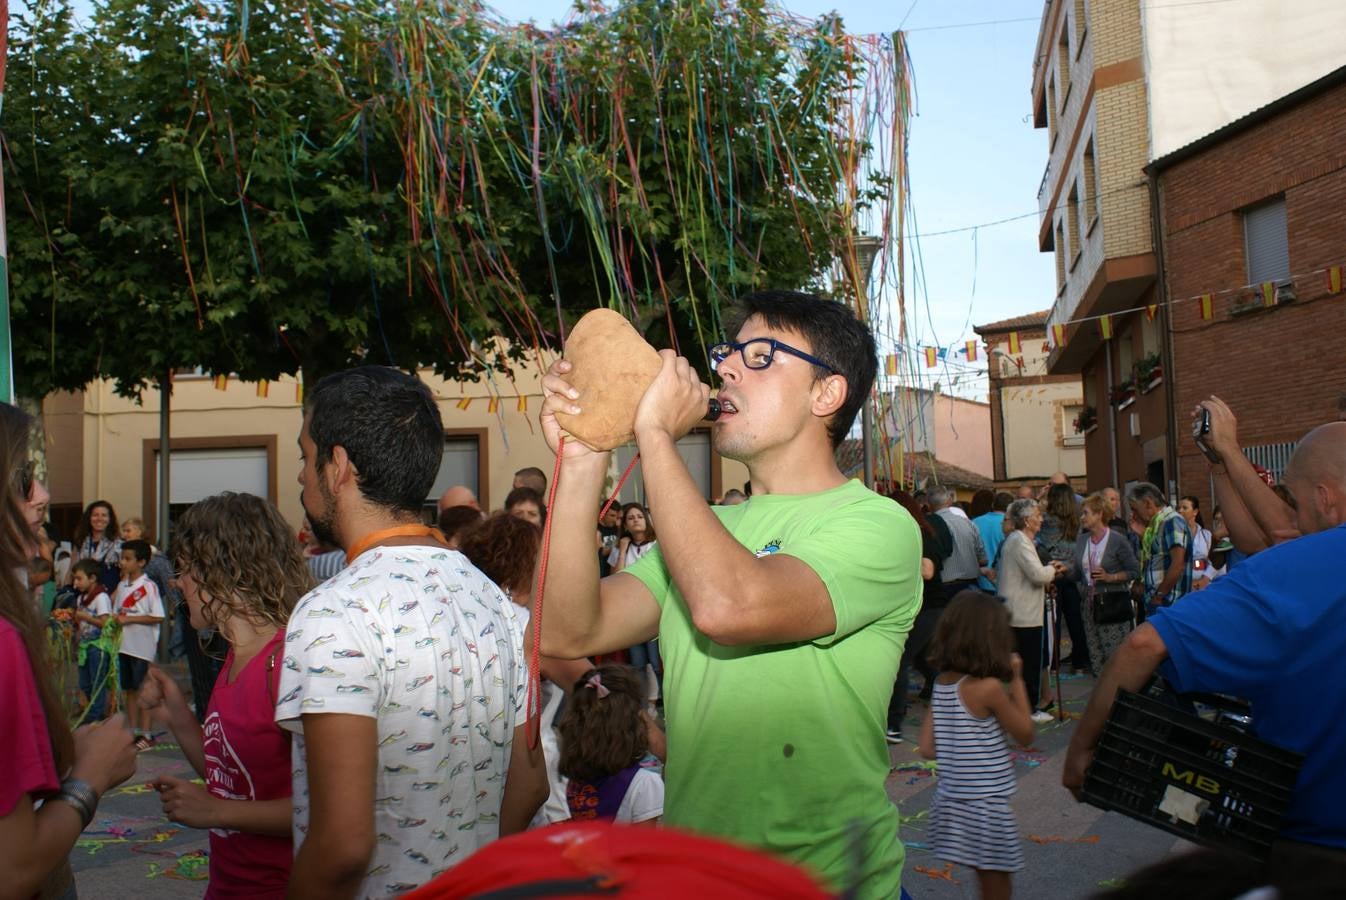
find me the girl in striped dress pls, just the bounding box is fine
[919,590,1036,900]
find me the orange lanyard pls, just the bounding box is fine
[345,524,447,564]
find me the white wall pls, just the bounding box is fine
[1143,0,1346,160]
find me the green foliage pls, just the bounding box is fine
[3,0,894,398]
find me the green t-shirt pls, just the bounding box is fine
[625,479,922,898]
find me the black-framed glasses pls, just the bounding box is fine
[708,339,837,375]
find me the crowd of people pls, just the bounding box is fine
[0,288,1343,899]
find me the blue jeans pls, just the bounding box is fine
[628,640,662,674]
[78,644,112,720]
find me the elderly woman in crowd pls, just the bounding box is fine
[1073,492,1142,676]
[997,498,1064,724]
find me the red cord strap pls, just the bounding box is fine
[526,437,643,748]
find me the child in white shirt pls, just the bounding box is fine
[114,539,164,743]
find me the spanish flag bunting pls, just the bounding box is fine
[1261,281,1276,307]
[517,396,528,413]
[1051,323,1066,347]
[295,382,304,403]
[1199,294,1214,320]
[1145,304,1158,321]
[256,379,269,398]
[1328,266,1343,295]
[488,397,500,414]
[884,354,899,376]
[923,347,937,368]
[213,374,228,391]
[964,340,978,362]
[1099,315,1113,340]
[456,397,472,410]
[1007,332,1021,354]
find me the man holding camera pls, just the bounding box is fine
[1064,419,1346,853]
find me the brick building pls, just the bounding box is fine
[1149,65,1346,512]
[974,311,1086,492]
[1030,0,1346,494]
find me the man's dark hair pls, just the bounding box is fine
[513,466,547,495]
[969,489,995,518]
[306,366,444,516]
[122,539,151,563]
[993,491,1014,512]
[728,291,877,449]
[72,558,102,581]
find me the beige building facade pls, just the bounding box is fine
[42,362,748,540]
[974,311,1085,491]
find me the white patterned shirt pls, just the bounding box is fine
[276,545,526,897]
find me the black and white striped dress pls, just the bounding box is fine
[928,676,1025,872]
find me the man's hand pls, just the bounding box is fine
[1062,742,1092,801]
[1197,396,1240,458]
[153,774,219,828]
[539,357,606,461]
[632,350,710,443]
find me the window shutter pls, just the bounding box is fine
[1244,199,1289,284]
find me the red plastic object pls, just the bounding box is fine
[402,822,833,899]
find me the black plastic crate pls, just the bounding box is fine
[1082,689,1303,860]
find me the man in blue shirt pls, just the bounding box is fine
[1064,422,1346,851]
[973,492,1011,592]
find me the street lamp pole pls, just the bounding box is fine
[853,235,882,489]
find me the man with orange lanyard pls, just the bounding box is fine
[276,366,546,898]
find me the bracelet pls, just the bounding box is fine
[56,778,100,829]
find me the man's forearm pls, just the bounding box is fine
[1212,466,1270,553]
[1219,449,1298,545]
[1156,557,1184,596]
[1070,624,1168,753]
[635,431,757,635]
[536,453,609,656]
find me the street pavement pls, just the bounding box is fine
[886,669,1192,898]
[71,666,1191,898]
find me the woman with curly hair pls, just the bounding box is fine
[137,491,313,898]
[0,403,138,898]
[71,499,122,591]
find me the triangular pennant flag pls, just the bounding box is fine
[1199,294,1214,320]
[936,347,948,361]
[1099,315,1113,340]
[1051,324,1066,347]
[517,396,528,413]
[1261,281,1277,307]
[1145,304,1158,321]
[923,347,937,368]
[256,379,269,398]
[884,354,899,376]
[1007,332,1021,355]
[488,396,500,414]
[213,374,228,392]
[964,340,978,362]
[456,397,472,410]
[1328,266,1343,295]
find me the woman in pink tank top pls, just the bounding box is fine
[137,493,314,899]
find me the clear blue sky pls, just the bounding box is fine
[488,0,1055,397]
